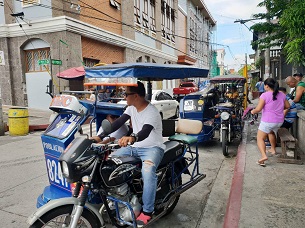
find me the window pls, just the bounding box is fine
[150,0,156,32]
[134,0,141,24]
[83,58,100,67]
[109,0,120,10]
[22,0,39,6]
[25,48,50,72]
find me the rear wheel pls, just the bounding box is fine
[30,205,100,228]
[155,171,182,216]
[222,129,229,156]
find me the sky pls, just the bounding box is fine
[204,0,265,71]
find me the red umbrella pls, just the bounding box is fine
[56,66,85,79]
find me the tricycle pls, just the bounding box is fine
[180,75,247,156]
[210,74,247,156]
[28,63,209,227]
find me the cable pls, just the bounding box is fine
[13,0,239,66]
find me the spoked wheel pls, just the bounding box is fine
[30,205,100,228]
[222,129,229,156]
[155,171,182,217]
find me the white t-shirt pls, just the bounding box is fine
[97,124,128,140]
[125,104,165,150]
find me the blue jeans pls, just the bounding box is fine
[295,103,305,110]
[112,146,164,213]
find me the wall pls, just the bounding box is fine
[13,0,52,20]
[81,37,124,64]
[79,0,122,36]
[295,111,305,154]
[0,31,81,106]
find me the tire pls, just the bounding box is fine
[30,205,100,228]
[222,129,229,156]
[155,171,182,217]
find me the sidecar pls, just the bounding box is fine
[179,82,218,143]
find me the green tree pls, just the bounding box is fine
[251,0,305,66]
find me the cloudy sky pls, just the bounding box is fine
[204,0,265,71]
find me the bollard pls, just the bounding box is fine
[8,107,29,136]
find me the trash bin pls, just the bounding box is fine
[8,107,29,136]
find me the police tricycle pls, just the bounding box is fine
[28,63,209,227]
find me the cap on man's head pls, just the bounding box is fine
[293,73,303,78]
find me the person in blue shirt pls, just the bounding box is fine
[279,87,297,129]
[255,78,265,95]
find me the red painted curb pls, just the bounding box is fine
[223,123,248,228]
[5,124,49,132]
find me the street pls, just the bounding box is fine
[0,130,239,228]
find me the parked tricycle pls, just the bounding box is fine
[180,75,247,156]
[210,75,246,156]
[28,63,209,227]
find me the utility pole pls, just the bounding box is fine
[0,87,5,136]
[264,9,271,79]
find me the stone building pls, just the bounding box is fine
[0,0,215,110]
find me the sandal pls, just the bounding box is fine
[256,158,267,167]
[256,161,266,167]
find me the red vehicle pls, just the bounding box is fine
[173,81,198,101]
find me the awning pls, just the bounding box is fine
[56,66,85,79]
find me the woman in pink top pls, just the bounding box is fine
[251,78,290,166]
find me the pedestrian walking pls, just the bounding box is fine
[255,78,265,96]
[251,78,290,167]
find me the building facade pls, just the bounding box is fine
[0,0,215,109]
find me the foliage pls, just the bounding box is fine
[251,0,305,66]
[255,57,263,69]
[237,65,251,76]
[280,1,305,65]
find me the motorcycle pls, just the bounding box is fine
[27,118,206,228]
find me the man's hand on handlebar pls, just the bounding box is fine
[118,136,135,147]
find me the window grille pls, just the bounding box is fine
[23,0,39,6]
[25,48,50,72]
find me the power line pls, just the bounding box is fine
[12,0,239,66]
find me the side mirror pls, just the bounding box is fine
[101,119,112,134]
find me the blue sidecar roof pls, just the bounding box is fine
[85,63,209,80]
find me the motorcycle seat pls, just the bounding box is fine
[159,141,184,167]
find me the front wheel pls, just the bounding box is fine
[30,205,100,228]
[222,129,229,156]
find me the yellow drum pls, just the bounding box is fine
[8,108,29,136]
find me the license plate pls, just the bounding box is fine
[45,155,71,192]
[184,100,194,111]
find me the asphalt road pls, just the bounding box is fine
[0,131,239,228]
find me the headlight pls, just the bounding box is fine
[220,112,230,120]
[61,161,69,177]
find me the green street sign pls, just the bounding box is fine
[51,59,62,65]
[38,59,50,65]
[38,59,62,65]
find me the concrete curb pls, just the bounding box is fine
[3,122,49,132]
[223,122,249,228]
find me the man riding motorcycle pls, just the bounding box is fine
[97,81,165,227]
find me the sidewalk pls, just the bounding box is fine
[2,105,52,132]
[224,98,305,227]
